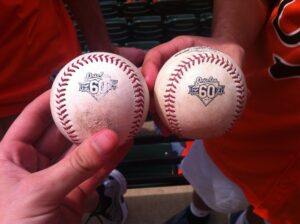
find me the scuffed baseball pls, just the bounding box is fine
[154,47,247,139]
[50,52,149,145]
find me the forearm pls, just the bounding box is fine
[212,0,273,50]
[65,0,114,52]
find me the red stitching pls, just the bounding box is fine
[71,63,79,70]
[57,108,67,116]
[87,55,94,63]
[81,56,88,64]
[115,58,121,65]
[104,55,109,62]
[56,98,66,104]
[164,52,246,136]
[76,59,84,66]
[55,53,145,143]
[58,82,67,87]
[62,119,71,126]
[56,104,66,110]
[59,114,68,121]
[67,67,76,73]
[55,93,65,99]
[56,87,66,93]
[98,54,103,61]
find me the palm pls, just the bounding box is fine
[0,133,85,224]
[0,91,132,224]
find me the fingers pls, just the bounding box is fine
[3,91,52,143]
[3,90,71,162]
[141,60,159,93]
[117,47,146,67]
[34,129,119,201]
[142,37,191,92]
[142,40,182,135]
[78,140,133,193]
[149,100,172,137]
[34,123,71,161]
[142,43,168,92]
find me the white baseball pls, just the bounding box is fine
[154,47,247,139]
[50,52,149,145]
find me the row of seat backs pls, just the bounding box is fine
[106,13,211,46]
[100,0,212,18]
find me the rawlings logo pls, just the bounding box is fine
[79,72,118,101]
[188,76,225,106]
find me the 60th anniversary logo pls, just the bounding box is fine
[79,72,118,101]
[188,76,225,106]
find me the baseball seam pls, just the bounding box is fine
[164,52,246,136]
[54,53,145,144]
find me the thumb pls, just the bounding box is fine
[36,129,119,200]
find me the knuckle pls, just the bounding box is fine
[69,150,94,174]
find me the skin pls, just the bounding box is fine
[142,0,272,222]
[65,0,146,67]
[0,91,132,224]
[142,35,245,136]
[143,0,271,91]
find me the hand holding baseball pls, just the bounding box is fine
[0,91,133,224]
[142,36,246,138]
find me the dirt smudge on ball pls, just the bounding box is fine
[74,107,118,139]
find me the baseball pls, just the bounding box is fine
[50,52,149,145]
[154,46,247,139]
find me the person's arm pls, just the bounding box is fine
[64,0,114,52]
[142,0,274,135]
[212,0,273,57]
[143,0,273,82]
[64,0,146,66]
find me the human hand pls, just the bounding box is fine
[115,47,146,67]
[0,91,132,224]
[141,35,245,136]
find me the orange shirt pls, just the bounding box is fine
[204,1,300,223]
[0,0,81,117]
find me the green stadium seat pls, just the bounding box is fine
[105,17,130,44]
[184,0,212,15]
[124,40,160,50]
[198,11,212,36]
[151,0,183,15]
[121,1,152,17]
[100,0,121,18]
[164,14,199,39]
[131,15,164,41]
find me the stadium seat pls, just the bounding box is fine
[164,14,199,40]
[124,40,160,50]
[151,0,184,15]
[121,1,152,17]
[99,0,121,18]
[105,17,130,44]
[184,0,213,15]
[131,15,164,41]
[198,12,212,36]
